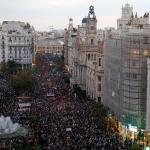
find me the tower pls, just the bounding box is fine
[87,5,97,34]
[86,5,97,45]
[68,18,73,31]
[121,3,133,19]
[117,3,133,29]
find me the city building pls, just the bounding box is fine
[104,3,150,138]
[0,21,35,69]
[37,30,64,40]
[64,6,104,101]
[36,38,64,55]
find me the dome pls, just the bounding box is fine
[82,17,87,23]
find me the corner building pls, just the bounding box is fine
[0,21,35,69]
[64,6,104,102]
[105,3,150,132]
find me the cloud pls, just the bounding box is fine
[0,0,149,31]
[46,0,87,7]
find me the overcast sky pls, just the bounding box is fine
[0,0,149,31]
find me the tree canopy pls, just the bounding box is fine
[10,70,37,95]
[1,60,20,75]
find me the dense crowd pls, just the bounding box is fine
[0,73,16,117]
[0,54,126,150]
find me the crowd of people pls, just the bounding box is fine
[0,73,16,117]
[0,54,126,150]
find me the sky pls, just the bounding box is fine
[0,0,149,31]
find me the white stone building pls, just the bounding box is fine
[0,21,35,69]
[64,6,104,102]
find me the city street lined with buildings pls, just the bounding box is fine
[0,1,150,150]
[0,54,125,149]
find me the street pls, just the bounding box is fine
[0,54,125,150]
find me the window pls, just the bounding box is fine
[91,54,93,60]
[132,61,136,67]
[133,73,137,79]
[98,97,101,102]
[99,58,101,66]
[91,39,94,45]
[94,54,96,60]
[144,37,148,44]
[91,26,95,30]
[98,84,101,92]
[88,54,90,61]
[98,76,101,82]
[144,50,150,57]
[9,37,12,42]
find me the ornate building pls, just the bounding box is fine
[64,6,104,101]
[0,21,35,69]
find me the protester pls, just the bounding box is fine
[0,54,125,150]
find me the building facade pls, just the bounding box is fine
[36,38,64,55]
[64,6,104,101]
[0,21,35,69]
[104,3,150,133]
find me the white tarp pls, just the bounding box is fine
[18,103,31,112]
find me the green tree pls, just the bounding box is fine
[73,84,86,100]
[92,103,108,118]
[91,102,108,129]
[10,70,37,95]
[1,60,20,75]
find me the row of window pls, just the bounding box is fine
[98,76,101,82]
[8,37,32,42]
[9,49,31,54]
[98,84,101,92]
[87,53,96,61]
[38,46,62,50]
[128,49,150,57]
[9,55,31,59]
[1,36,32,42]
[125,72,138,79]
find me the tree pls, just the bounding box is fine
[91,102,108,129]
[92,102,108,118]
[10,70,37,95]
[73,84,86,100]
[63,76,70,84]
[1,60,20,75]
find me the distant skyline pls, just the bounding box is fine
[0,0,149,31]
